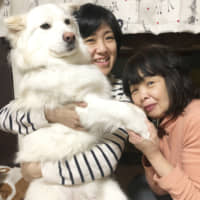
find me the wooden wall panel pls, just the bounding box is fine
[0,38,17,166]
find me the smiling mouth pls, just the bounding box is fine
[95,57,109,62]
[144,104,156,112]
[94,58,110,67]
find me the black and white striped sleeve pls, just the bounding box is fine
[41,128,128,185]
[0,102,48,135]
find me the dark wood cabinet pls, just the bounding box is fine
[0,38,17,166]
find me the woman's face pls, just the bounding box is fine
[130,74,170,119]
[83,23,117,76]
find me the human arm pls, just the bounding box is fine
[128,120,173,177]
[0,101,48,135]
[153,111,200,200]
[21,128,128,184]
[128,110,200,200]
[0,101,86,135]
[128,120,172,195]
[1,100,128,185]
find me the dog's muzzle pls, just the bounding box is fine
[63,32,76,51]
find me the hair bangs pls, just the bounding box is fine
[74,3,122,53]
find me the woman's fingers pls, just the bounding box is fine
[75,101,87,107]
[128,130,144,144]
[20,162,42,182]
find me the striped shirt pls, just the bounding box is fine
[0,74,130,185]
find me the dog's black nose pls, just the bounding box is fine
[63,32,75,44]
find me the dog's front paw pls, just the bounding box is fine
[127,118,150,139]
[126,104,150,139]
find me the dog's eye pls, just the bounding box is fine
[64,19,70,25]
[40,23,51,29]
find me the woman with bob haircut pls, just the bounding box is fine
[123,44,200,200]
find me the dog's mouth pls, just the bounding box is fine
[66,43,75,52]
[49,43,76,58]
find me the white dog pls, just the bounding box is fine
[4,3,149,200]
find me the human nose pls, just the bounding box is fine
[96,40,107,53]
[139,88,149,102]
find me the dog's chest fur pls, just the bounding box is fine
[16,62,112,110]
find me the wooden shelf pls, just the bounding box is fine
[120,33,200,55]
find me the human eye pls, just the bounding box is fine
[130,87,138,95]
[147,81,154,86]
[105,34,115,41]
[84,37,96,44]
[145,76,156,87]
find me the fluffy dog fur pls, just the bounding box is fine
[4,3,149,200]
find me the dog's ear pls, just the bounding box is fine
[4,15,26,47]
[59,3,80,15]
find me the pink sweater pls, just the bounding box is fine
[144,100,200,200]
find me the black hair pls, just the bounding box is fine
[74,3,122,53]
[123,44,200,123]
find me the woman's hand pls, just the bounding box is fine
[128,120,160,158]
[128,120,174,177]
[45,102,87,131]
[21,162,42,182]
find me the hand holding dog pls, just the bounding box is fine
[21,102,87,182]
[128,120,160,159]
[128,120,174,178]
[45,102,87,131]
[21,162,42,182]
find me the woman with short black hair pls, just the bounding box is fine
[123,44,200,200]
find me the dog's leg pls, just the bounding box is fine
[96,178,128,200]
[16,123,98,163]
[24,179,71,200]
[76,95,150,139]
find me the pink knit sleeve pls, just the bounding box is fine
[142,156,168,195]
[154,166,200,200]
[154,109,200,200]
